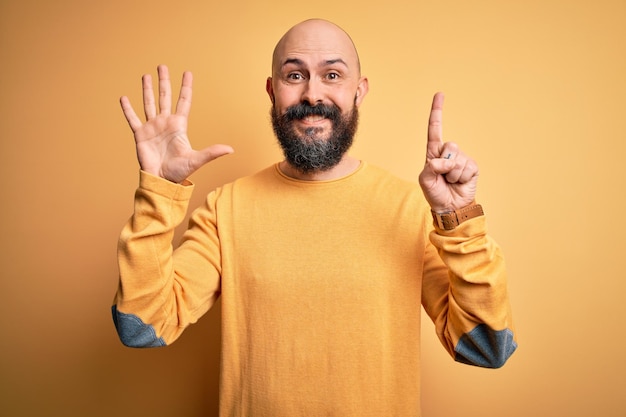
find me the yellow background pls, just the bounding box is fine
[1,0,625,416]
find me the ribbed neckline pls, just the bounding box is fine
[273,161,366,186]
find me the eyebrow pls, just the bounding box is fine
[281,58,349,69]
[323,58,348,68]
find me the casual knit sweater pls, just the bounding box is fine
[112,162,516,416]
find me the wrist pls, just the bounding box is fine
[432,203,484,230]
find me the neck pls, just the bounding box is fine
[279,155,361,181]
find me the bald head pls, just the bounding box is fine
[266,19,369,178]
[271,19,361,76]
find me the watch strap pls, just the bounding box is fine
[432,204,484,230]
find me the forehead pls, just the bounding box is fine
[273,21,359,72]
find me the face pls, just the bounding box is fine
[266,20,369,173]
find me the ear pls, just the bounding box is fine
[266,77,275,103]
[355,76,369,107]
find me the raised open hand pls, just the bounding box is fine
[418,93,479,213]
[120,65,233,183]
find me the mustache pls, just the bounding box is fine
[281,103,341,122]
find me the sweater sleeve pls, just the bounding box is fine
[112,171,222,347]
[421,212,517,368]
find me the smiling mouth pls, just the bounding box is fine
[294,117,329,138]
[298,115,327,124]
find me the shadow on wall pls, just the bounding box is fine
[102,301,222,416]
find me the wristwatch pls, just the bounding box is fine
[432,204,484,230]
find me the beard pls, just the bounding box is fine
[270,101,359,174]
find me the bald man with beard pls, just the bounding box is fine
[113,18,517,416]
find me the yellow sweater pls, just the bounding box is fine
[113,162,516,416]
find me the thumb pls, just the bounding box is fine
[195,144,235,166]
[419,158,454,186]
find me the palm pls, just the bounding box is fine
[120,65,233,183]
[133,112,194,182]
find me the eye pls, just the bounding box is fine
[325,72,340,81]
[286,72,305,82]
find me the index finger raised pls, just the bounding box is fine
[427,92,445,158]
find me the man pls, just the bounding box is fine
[113,18,516,416]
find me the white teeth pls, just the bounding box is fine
[304,115,324,122]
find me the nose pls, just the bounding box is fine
[301,78,324,105]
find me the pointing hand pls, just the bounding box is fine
[418,92,479,213]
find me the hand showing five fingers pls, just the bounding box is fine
[120,65,233,184]
[418,92,479,213]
